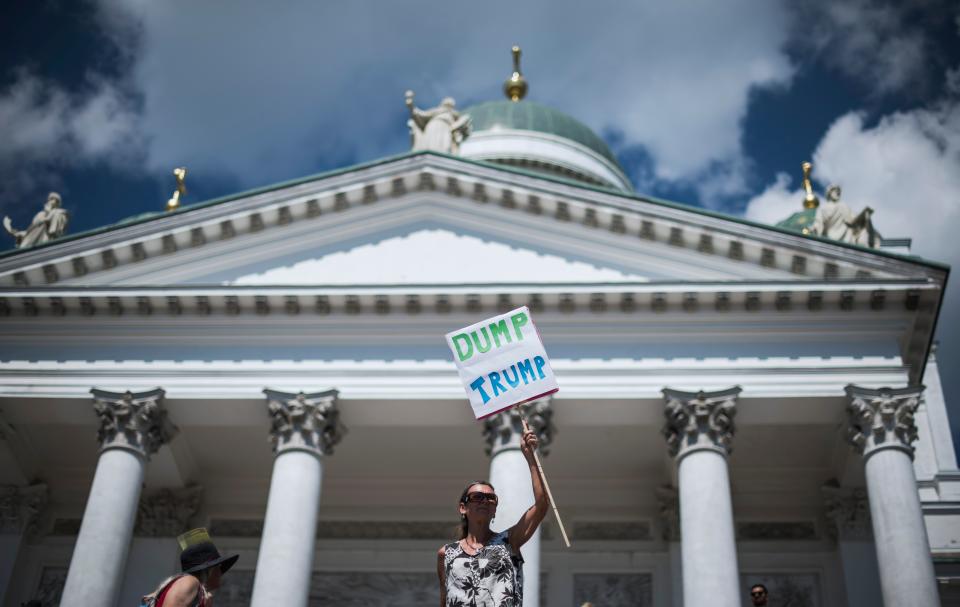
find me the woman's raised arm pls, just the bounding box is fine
[508,421,548,551]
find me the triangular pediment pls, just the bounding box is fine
[0,153,944,289]
[19,197,812,287]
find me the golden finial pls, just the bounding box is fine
[801,161,819,209]
[166,167,187,212]
[503,46,528,102]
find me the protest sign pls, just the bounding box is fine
[445,306,559,420]
[445,306,570,547]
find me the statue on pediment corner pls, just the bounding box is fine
[405,90,471,155]
[813,184,881,248]
[796,162,881,248]
[3,192,69,248]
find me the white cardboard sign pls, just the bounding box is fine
[445,306,559,420]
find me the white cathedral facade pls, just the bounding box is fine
[0,63,957,607]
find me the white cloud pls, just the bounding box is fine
[746,96,960,262]
[0,74,72,162]
[91,0,794,197]
[741,172,797,226]
[815,111,960,249]
[0,71,141,208]
[70,79,142,158]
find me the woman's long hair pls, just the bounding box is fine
[456,480,495,539]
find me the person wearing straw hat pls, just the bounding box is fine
[141,528,238,607]
[436,422,547,607]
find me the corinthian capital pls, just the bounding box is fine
[845,385,923,458]
[90,388,177,458]
[662,387,740,458]
[483,397,555,457]
[0,483,47,535]
[264,389,345,456]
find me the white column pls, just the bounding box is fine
[117,487,202,607]
[62,388,176,607]
[662,387,742,607]
[251,389,344,607]
[484,398,554,607]
[0,484,47,605]
[845,385,940,607]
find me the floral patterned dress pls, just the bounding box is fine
[442,531,524,607]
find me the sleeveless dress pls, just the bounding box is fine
[442,530,524,607]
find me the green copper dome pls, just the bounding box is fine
[464,100,620,165]
[776,208,817,234]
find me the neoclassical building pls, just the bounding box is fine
[0,63,957,607]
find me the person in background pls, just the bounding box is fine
[141,528,238,607]
[750,582,769,606]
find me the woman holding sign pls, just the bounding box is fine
[436,422,547,607]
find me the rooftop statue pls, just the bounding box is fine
[812,184,881,248]
[404,90,471,155]
[3,192,69,248]
[786,162,881,248]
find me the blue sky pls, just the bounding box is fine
[2,1,959,443]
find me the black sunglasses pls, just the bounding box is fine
[465,492,498,504]
[751,590,767,596]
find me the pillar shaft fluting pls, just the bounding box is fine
[662,387,742,607]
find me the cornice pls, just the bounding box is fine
[0,282,937,389]
[0,156,945,291]
[0,279,936,318]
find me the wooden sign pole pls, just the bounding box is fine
[522,416,571,548]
